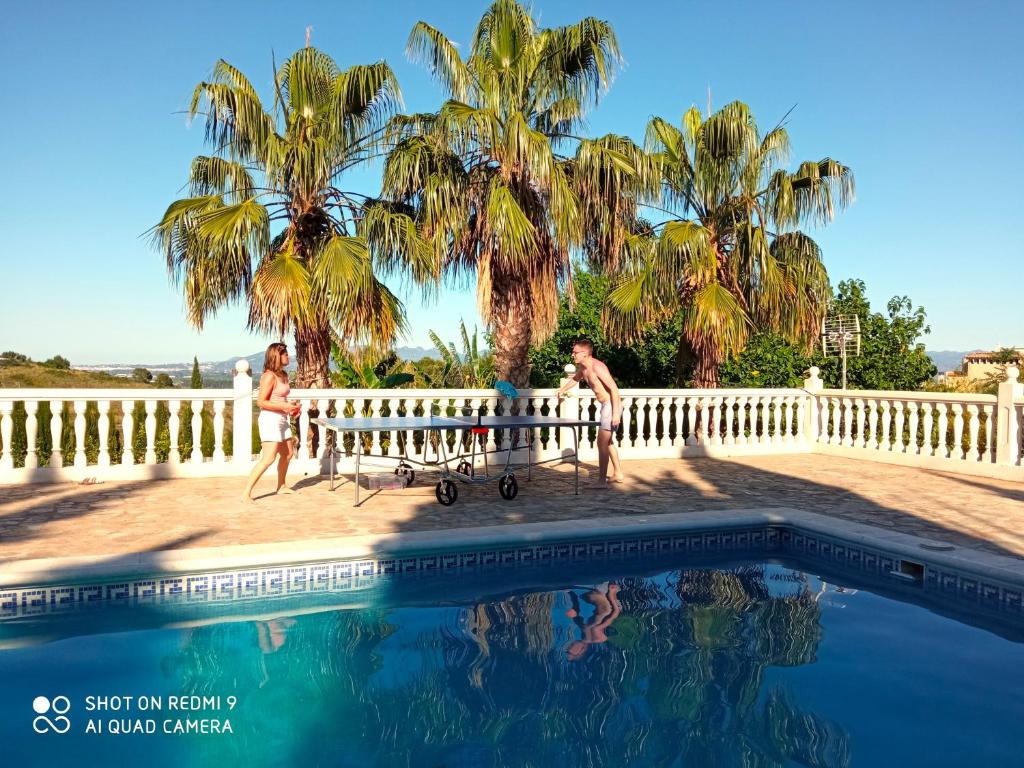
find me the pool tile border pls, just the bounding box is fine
[3,508,1024,622]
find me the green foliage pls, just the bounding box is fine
[422,321,496,387]
[529,269,682,387]
[42,355,70,369]
[330,345,415,389]
[154,373,175,388]
[132,367,153,383]
[191,357,203,388]
[1,351,31,365]
[201,410,215,458]
[720,279,937,391]
[719,333,813,388]
[816,279,936,390]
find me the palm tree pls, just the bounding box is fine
[602,102,854,387]
[153,46,435,388]
[375,0,655,386]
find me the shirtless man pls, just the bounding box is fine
[556,339,624,487]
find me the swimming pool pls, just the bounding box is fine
[2,542,1024,767]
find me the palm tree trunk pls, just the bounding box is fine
[295,322,332,459]
[491,287,532,388]
[295,323,332,389]
[692,353,722,388]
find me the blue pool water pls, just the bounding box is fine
[2,556,1024,767]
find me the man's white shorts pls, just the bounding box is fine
[599,401,613,432]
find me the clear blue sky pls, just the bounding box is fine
[1,0,1021,364]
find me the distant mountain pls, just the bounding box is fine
[76,345,444,384]
[927,350,970,373]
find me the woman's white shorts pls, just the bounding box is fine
[258,410,293,442]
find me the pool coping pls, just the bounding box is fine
[3,506,1023,590]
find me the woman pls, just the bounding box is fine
[242,342,302,502]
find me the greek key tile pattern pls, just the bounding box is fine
[2,525,1022,621]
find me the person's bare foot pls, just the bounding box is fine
[241,494,255,503]
[612,473,626,483]
[588,481,610,490]
[276,486,295,495]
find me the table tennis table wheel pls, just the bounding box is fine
[456,460,474,479]
[435,479,458,506]
[394,463,415,486]
[498,474,518,500]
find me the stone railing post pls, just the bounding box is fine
[995,365,1022,466]
[802,366,823,444]
[233,359,254,464]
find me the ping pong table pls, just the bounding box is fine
[314,412,599,506]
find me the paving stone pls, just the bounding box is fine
[0,455,1021,563]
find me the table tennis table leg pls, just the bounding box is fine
[329,430,336,492]
[574,425,580,495]
[354,432,362,506]
[527,428,532,481]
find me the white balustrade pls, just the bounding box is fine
[24,401,39,469]
[0,401,12,470]
[190,399,203,463]
[168,400,181,463]
[97,400,110,467]
[2,363,1021,484]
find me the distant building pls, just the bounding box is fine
[940,348,1023,382]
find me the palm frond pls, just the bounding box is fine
[407,22,471,101]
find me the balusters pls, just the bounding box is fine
[921,403,934,456]
[952,404,965,460]
[793,396,805,444]
[816,396,827,444]
[735,396,749,445]
[780,396,793,443]
[191,399,203,462]
[980,404,994,462]
[297,399,311,461]
[907,402,920,455]
[24,401,39,469]
[71,400,87,468]
[619,395,632,448]
[936,403,949,459]
[866,399,879,450]
[721,396,735,445]
[852,399,865,448]
[143,401,158,464]
[368,397,383,455]
[967,404,980,462]
[120,400,135,465]
[97,401,111,466]
[168,400,181,463]
[0,401,12,470]
[891,401,905,453]
[683,397,698,446]
[1016,405,1024,466]
[878,400,891,451]
[212,400,226,462]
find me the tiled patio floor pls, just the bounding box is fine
[2,455,1023,566]
[2,454,1024,569]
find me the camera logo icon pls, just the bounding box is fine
[32,696,71,734]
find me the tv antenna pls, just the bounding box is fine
[821,314,861,390]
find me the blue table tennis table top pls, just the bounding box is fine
[315,414,599,431]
